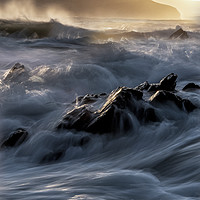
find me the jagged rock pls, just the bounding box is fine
[1,128,28,148]
[134,73,177,92]
[86,104,124,133]
[3,63,29,83]
[182,83,200,91]
[57,87,158,134]
[134,81,150,91]
[169,28,189,39]
[57,106,95,131]
[148,73,177,92]
[74,93,107,106]
[57,74,197,135]
[150,90,196,112]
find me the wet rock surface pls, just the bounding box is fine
[149,90,197,113]
[1,73,197,156]
[1,128,29,148]
[57,73,197,134]
[134,73,177,92]
[169,28,189,39]
[183,83,200,91]
[148,73,177,92]
[0,73,198,164]
[57,87,158,134]
[134,81,150,91]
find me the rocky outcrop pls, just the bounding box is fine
[1,73,197,165]
[57,87,159,134]
[57,73,197,135]
[1,128,28,148]
[134,81,150,91]
[149,90,197,113]
[3,63,30,83]
[148,73,177,92]
[183,83,200,91]
[134,73,177,92]
[169,28,189,39]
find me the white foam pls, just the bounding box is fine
[0,20,200,200]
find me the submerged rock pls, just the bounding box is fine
[169,28,189,39]
[57,87,158,134]
[182,83,200,91]
[40,151,64,164]
[1,128,28,148]
[150,90,197,112]
[72,136,91,147]
[137,107,159,123]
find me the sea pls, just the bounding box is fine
[0,18,200,200]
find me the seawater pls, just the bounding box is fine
[0,19,200,200]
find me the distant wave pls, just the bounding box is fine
[1,19,199,42]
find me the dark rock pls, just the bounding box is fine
[100,93,107,96]
[73,136,91,147]
[40,151,64,164]
[150,90,182,108]
[1,128,28,148]
[3,63,29,83]
[159,73,178,90]
[56,73,198,135]
[57,87,159,134]
[134,81,150,91]
[144,108,160,122]
[182,99,197,113]
[150,90,196,112]
[169,28,189,39]
[98,87,143,110]
[86,105,122,133]
[57,106,95,131]
[133,73,177,92]
[148,73,177,92]
[137,107,159,122]
[74,93,107,106]
[183,83,200,91]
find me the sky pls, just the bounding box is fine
[0,0,198,21]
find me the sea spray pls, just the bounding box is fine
[0,19,200,200]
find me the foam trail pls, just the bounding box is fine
[0,19,200,200]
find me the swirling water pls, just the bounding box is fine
[0,19,200,200]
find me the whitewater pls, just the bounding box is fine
[0,19,200,200]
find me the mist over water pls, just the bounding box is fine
[0,0,62,22]
[0,0,180,21]
[0,18,200,200]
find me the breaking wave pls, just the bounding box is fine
[0,19,200,200]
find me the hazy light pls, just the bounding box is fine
[154,0,200,19]
[0,0,180,21]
